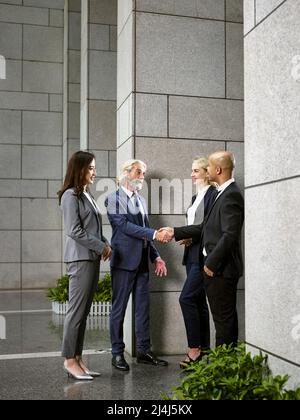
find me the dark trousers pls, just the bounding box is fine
[203,274,238,347]
[179,263,210,349]
[110,267,150,356]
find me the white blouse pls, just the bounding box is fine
[83,191,100,213]
[187,185,210,225]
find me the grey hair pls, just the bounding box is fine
[117,159,147,185]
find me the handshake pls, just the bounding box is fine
[155,227,174,243]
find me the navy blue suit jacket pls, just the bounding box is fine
[105,188,160,271]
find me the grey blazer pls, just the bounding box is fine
[60,188,109,263]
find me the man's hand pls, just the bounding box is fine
[154,257,167,277]
[155,227,174,243]
[101,245,112,261]
[177,238,192,247]
[204,265,214,277]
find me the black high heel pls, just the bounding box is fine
[179,353,203,369]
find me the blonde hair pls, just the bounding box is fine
[193,156,209,170]
[117,159,147,185]
[193,156,216,187]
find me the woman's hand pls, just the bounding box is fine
[204,265,214,277]
[177,238,192,247]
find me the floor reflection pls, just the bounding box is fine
[0,291,111,355]
[0,291,182,400]
[63,380,92,400]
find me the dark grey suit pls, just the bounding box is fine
[60,188,109,358]
[62,188,107,262]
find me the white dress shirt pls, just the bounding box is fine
[83,191,100,213]
[214,178,235,201]
[121,186,156,241]
[121,185,135,203]
[203,178,235,257]
[187,185,210,226]
[121,186,145,218]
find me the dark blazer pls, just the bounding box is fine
[175,182,244,278]
[182,186,216,265]
[105,188,160,271]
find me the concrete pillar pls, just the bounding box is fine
[81,0,117,154]
[80,0,117,277]
[244,0,300,387]
[117,0,244,355]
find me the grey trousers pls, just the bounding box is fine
[62,260,100,358]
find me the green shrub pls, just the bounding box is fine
[47,272,112,303]
[164,343,300,400]
[93,272,112,302]
[47,274,69,303]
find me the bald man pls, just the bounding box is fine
[170,151,244,348]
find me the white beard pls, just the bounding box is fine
[128,178,143,191]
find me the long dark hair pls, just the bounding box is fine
[58,151,95,204]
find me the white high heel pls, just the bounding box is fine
[82,369,101,377]
[77,358,101,377]
[63,365,93,381]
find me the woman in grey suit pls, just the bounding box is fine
[58,151,111,380]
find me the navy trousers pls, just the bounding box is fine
[110,268,150,356]
[179,262,210,349]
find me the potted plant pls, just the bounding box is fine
[47,272,112,316]
[163,343,300,400]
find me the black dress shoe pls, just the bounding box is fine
[112,355,130,371]
[136,351,168,366]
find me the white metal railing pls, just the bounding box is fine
[51,312,110,331]
[52,301,111,316]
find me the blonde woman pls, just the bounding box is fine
[178,157,216,368]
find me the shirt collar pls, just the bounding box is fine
[121,185,134,198]
[196,184,210,195]
[217,178,235,193]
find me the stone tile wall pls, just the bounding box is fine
[0,0,65,289]
[244,0,300,385]
[117,0,244,354]
[81,0,117,278]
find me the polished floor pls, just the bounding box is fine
[0,291,183,400]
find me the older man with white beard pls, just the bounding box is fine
[105,159,168,371]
